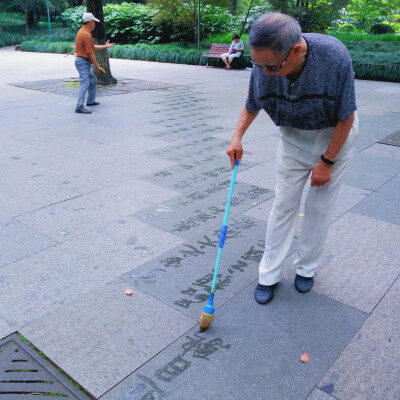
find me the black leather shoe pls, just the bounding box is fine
[86,102,100,106]
[295,274,314,293]
[254,283,277,304]
[75,107,92,114]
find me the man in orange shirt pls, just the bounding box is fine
[74,12,114,114]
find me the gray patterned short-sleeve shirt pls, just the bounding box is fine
[245,33,357,130]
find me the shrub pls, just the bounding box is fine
[370,23,395,34]
[0,31,24,47]
[108,43,206,65]
[61,6,85,30]
[20,40,74,54]
[338,23,357,32]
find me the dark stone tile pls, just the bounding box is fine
[146,124,227,142]
[146,136,230,163]
[102,280,367,400]
[140,157,257,194]
[351,192,400,226]
[134,181,274,237]
[344,152,400,190]
[122,215,267,320]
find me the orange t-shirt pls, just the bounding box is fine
[75,27,94,59]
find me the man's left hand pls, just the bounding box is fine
[105,40,115,48]
[311,161,332,187]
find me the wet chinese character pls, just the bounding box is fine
[155,355,191,383]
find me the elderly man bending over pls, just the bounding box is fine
[227,13,358,304]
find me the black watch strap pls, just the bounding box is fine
[320,154,335,165]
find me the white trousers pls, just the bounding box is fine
[221,52,241,63]
[259,113,359,285]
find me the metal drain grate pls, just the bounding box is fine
[8,78,180,98]
[379,130,400,147]
[0,333,91,399]
[118,78,179,90]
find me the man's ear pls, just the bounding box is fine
[292,43,302,57]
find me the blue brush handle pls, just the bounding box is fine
[210,158,239,294]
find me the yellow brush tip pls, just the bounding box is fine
[199,312,214,332]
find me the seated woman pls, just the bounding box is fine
[221,34,245,70]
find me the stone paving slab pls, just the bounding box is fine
[20,281,196,399]
[58,141,175,175]
[0,218,57,267]
[361,142,400,160]
[357,93,400,115]
[244,184,370,226]
[0,171,78,219]
[358,112,400,142]
[282,212,400,313]
[240,135,280,164]
[343,152,400,191]
[306,388,335,400]
[236,159,277,191]
[351,173,400,226]
[15,180,180,242]
[145,136,230,163]
[4,150,113,195]
[349,276,400,365]
[376,173,400,198]
[146,124,227,143]
[101,280,367,400]
[0,217,185,328]
[318,339,400,400]
[122,215,266,319]
[140,156,256,194]
[0,317,15,339]
[351,192,400,226]
[134,181,273,238]
[355,139,374,153]
[212,118,279,142]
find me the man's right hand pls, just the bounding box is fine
[227,136,243,169]
[97,66,106,74]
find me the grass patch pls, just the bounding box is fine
[65,81,80,88]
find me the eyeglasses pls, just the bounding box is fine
[251,48,292,73]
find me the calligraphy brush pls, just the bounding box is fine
[199,158,239,332]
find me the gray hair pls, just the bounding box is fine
[247,13,302,56]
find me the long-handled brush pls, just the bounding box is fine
[199,158,239,332]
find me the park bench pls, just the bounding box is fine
[202,43,245,69]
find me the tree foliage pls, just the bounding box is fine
[267,0,351,32]
[347,0,400,30]
[150,0,230,48]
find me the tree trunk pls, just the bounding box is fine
[86,0,116,85]
[21,1,28,36]
[27,10,34,27]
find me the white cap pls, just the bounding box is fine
[82,12,100,23]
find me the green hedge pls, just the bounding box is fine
[109,44,207,65]
[20,41,74,53]
[18,38,400,82]
[0,32,25,48]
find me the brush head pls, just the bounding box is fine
[199,312,214,332]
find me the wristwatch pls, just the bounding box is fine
[320,154,335,165]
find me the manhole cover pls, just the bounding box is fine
[8,78,181,97]
[379,130,400,147]
[118,78,179,90]
[0,333,91,399]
